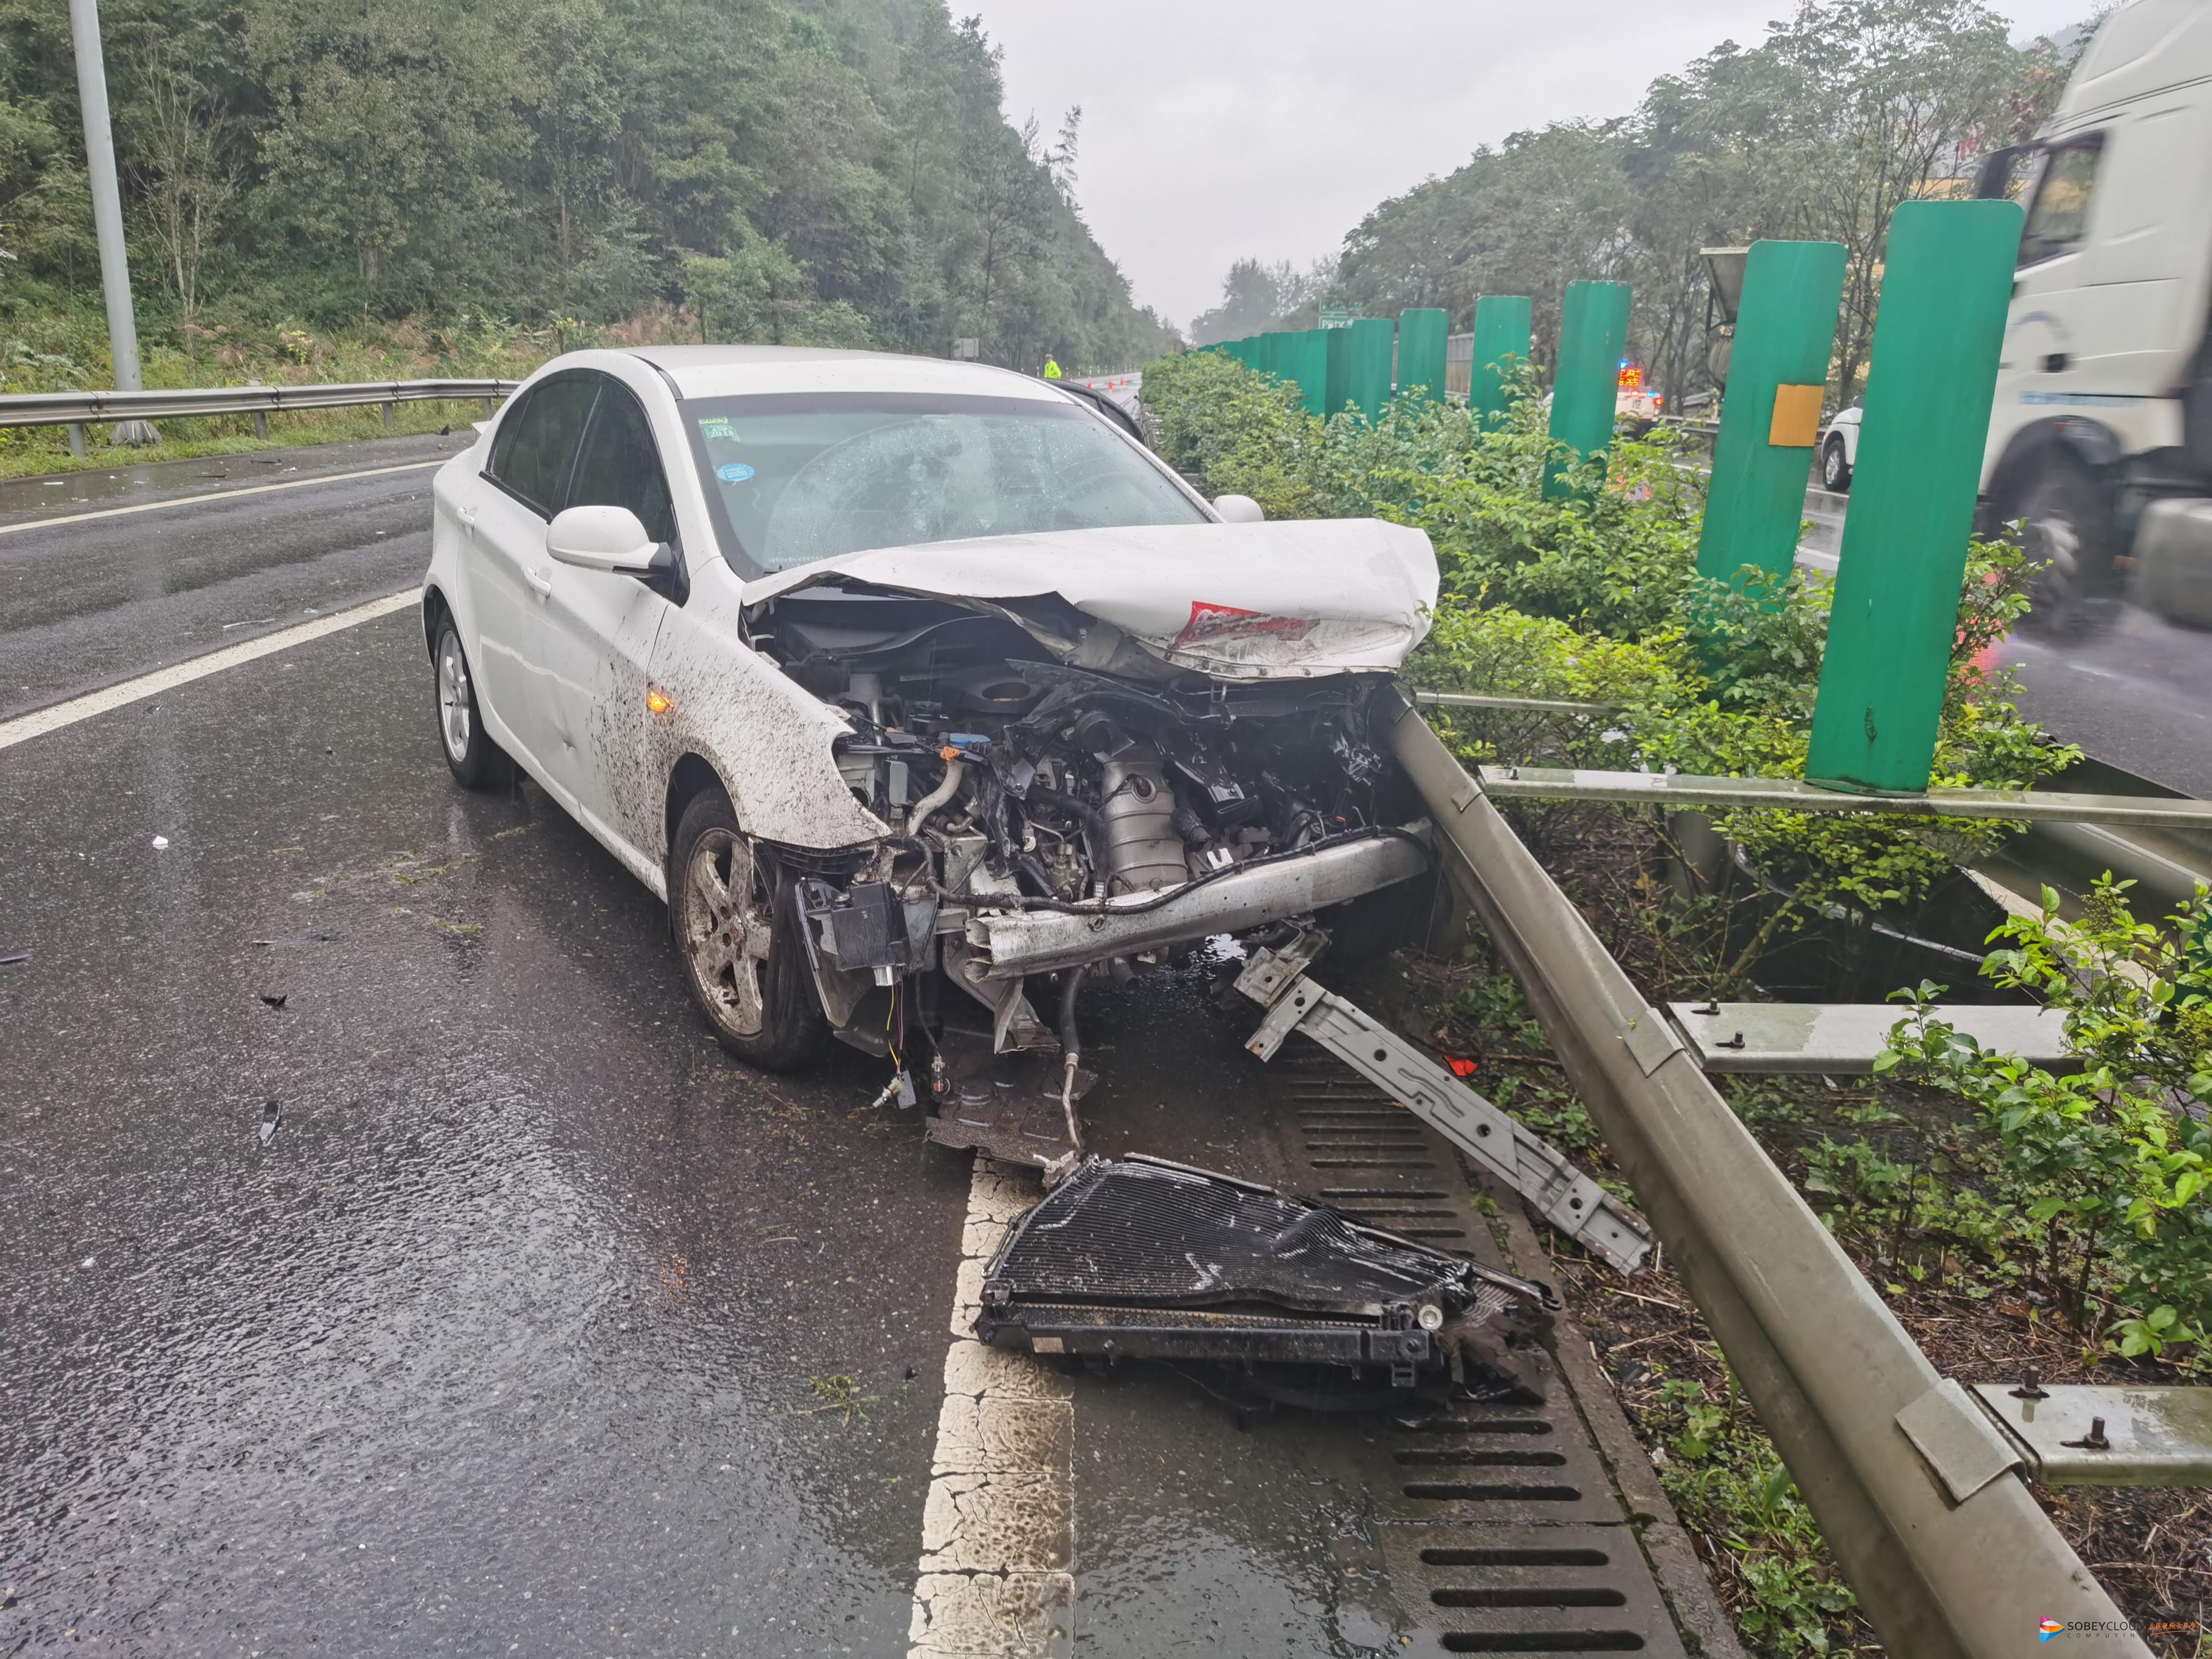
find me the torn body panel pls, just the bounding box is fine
[739,518,1440,680]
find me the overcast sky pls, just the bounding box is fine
[966,0,2094,332]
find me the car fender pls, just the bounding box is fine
[643,574,889,860]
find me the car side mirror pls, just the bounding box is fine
[547,504,663,575]
[1213,494,1265,524]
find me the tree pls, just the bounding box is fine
[121,38,239,350]
[1189,256,1333,344]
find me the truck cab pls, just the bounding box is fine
[1977,0,2212,631]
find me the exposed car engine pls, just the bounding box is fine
[744,577,1432,1164]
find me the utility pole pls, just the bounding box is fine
[68,0,157,445]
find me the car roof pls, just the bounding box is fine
[618,344,1065,403]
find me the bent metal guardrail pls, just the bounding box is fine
[0,378,521,455]
[1379,686,2148,1659]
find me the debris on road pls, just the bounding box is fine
[259,993,287,1009]
[258,1101,281,1146]
[150,836,169,850]
[1235,937,1654,1274]
[0,950,28,967]
[977,1154,1556,1410]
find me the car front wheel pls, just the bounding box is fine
[671,789,827,1070]
[1821,434,1851,492]
[434,617,506,789]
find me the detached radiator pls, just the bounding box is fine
[976,1156,1553,1392]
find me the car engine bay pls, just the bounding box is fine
[743,578,1434,1167]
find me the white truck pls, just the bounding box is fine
[1973,0,2212,632]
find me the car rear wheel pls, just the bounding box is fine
[2014,457,2113,638]
[1821,435,1851,492]
[672,789,826,1070]
[434,618,506,789]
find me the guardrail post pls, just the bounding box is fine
[65,422,85,458]
[1695,240,1848,584]
[480,397,493,418]
[382,400,396,429]
[1469,295,1531,427]
[1543,280,1631,498]
[250,411,267,440]
[1805,200,2022,793]
[1395,307,1448,403]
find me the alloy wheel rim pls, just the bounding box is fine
[683,828,774,1037]
[437,634,471,761]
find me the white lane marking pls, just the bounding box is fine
[0,459,444,538]
[909,1155,1074,1658]
[0,588,417,752]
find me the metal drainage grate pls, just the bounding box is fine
[1272,1046,1687,1658]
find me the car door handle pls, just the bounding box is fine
[525,564,554,598]
[455,506,477,532]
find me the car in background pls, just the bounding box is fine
[418,346,1436,1124]
[1817,401,1860,492]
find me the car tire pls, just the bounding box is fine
[2014,457,2113,638]
[433,617,506,789]
[671,789,826,1071]
[1821,435,1851,492]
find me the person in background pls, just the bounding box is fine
[1042,356,1062,380]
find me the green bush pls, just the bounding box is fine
[1141,349,2079,951]
[1879,878,2212,1358]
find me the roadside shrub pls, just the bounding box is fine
[1879,878,2212,1359]
[1142,349,2079,966]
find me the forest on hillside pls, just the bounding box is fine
[0,0,1174,380]
[1193,0,2089,406]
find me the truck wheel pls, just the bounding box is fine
[671,789,826,1071]
[2015,458,2113,638]
[1821,435,1851,492]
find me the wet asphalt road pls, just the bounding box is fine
[0,433,472,722]
[0,435,1432,1655]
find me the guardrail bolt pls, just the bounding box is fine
[1693,997,1721,1016]
[2062,1416,2110,1451]
[2010,1367,2047,1400]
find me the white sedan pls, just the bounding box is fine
[1817,402,1860,492]
[421,347,1436,1137]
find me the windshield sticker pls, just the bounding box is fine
[697,417,737,440]
[717,462,756,483]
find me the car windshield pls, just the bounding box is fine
[679,392,1207,574]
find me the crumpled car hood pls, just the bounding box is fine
[739,518,1438,679]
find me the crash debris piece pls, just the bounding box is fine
[977,1155,1556,1407]
[258,1101,281,1146]
[1235,942,1655,1275]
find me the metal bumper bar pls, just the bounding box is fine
[967,828,1430,978]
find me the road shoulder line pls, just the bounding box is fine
[909,1153,1074,1658]
[0,588,418,752]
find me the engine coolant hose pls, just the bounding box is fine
[1057,965,1085,1155]
[906,759,967,836]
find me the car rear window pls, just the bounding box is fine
[678,392,1207,574]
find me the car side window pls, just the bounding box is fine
[486,375,597,515]
[2019,134,2102,267]
[566,381,676,545]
